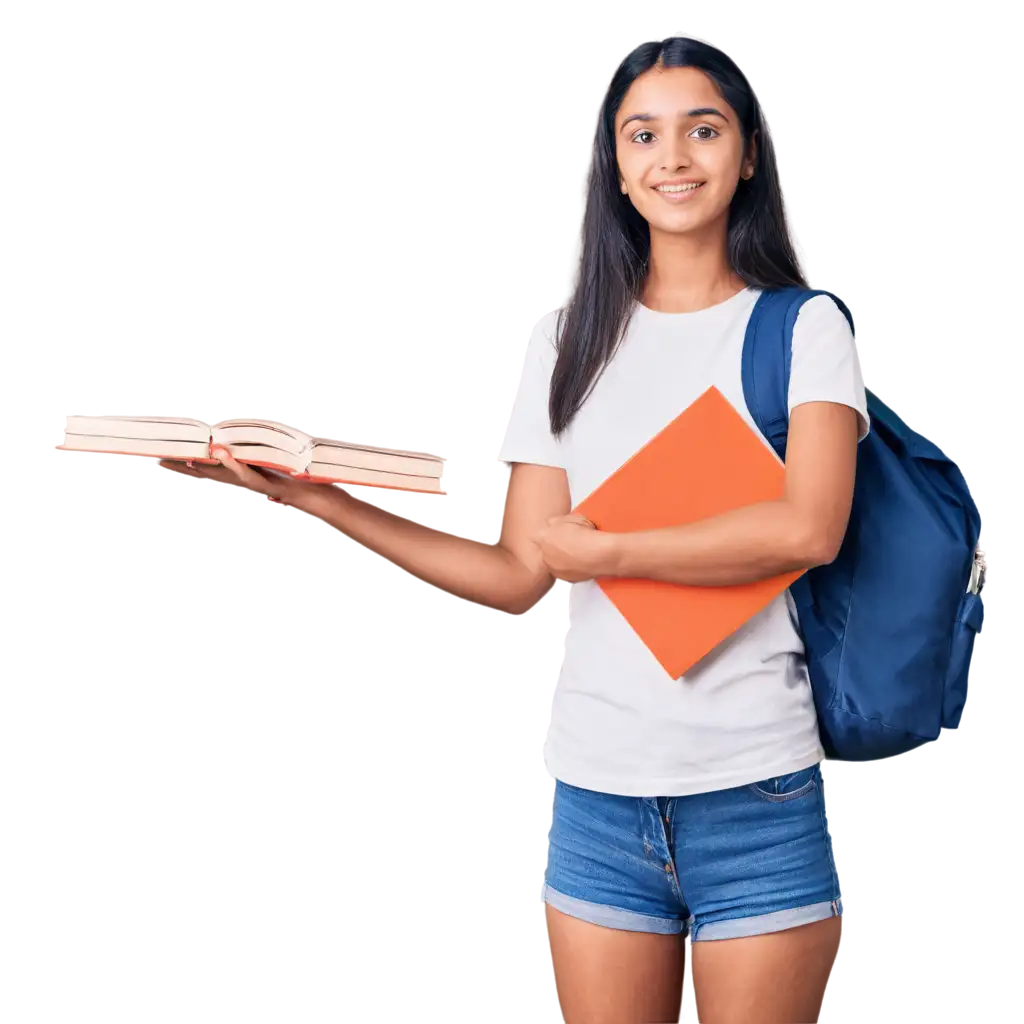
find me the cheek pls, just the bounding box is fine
[709,148,745,193]
[616,152,641,189]
[694,150,741,195]
[616,140,656,178]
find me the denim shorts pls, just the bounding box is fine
[541,762,842,941]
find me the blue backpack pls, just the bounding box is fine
[741,287,985,760]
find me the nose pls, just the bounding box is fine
[660,126,693,171]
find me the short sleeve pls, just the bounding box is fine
[497,310,567,468]
[788,294,870,441]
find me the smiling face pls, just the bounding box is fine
[614,65,756,237]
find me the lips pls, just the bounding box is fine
[652,182,706,202]
[654,182,705,192]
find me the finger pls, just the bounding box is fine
[174,460,253,491]
[151,456,193,471]
[158,458,204,476]
[213,450,291,502]
[201,468,253,489]
[210,447,276,493]
[548,563,588,582]
[210,446,245,478]
[563,514,596,528]
[212,456,264,487]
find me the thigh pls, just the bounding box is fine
[542,780,689,931]
[691,915,841,1023]
[542,780,690,1022]
[545,903,686,1024]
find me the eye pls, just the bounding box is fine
[630,124,721,144]
[691,125,720,140]
[631,129,656,144]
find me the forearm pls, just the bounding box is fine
[289,484,541,614]
[599,499,825,586]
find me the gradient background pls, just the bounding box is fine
[1,4,1015,1020]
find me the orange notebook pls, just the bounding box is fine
[573,385,805,678]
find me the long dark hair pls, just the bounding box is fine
[549,36,807,437]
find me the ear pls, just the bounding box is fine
[747,128,759,170]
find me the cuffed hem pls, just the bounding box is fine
[541,882,687,936]
[690,898,842,942]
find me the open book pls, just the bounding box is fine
[57,415,445,494]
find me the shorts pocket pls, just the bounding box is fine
[747,765,818,803]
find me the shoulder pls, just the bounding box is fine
[792,293,853,338]
[520,305,569,374]
[785,289,869,436]
[524,307,565,362]
[507,308,564,391]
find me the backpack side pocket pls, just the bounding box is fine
[942,589,983,724]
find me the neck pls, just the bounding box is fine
[641,217,745,313]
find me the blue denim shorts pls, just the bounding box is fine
[541,762,842,941]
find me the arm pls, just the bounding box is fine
[161,304,572,611]
[536,402,860,587]
[291,461,572,614]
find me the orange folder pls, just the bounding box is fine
[573,385,805,678]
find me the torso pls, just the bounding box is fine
[538,286,823,796]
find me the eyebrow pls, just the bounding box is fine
[619,107,729,134]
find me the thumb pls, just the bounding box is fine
[561,513,596,528]
[211,448,272,491]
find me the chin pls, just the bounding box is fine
[648,211,717,234]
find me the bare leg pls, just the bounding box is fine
[545,903,687,1023]
[691,916,841,1023]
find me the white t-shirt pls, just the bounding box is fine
[498,286,870,797]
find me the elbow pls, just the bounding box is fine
[792,515,844,569]
[500,575,554,615]
[503,593,542,615]
[803,530,843,568]
[503,581,549,615]
[809,544,840,568]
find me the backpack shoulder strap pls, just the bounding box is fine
[742,287,856,461]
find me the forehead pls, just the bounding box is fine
[616,66,729,125]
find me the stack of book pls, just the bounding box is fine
[57,415,445,494]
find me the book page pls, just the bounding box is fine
[212,419,315,448]
[163,411,503,499]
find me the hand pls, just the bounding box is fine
[157,446,304,503]
[153,456,262,491]
[157,446,333,509]
[532,513,612,583]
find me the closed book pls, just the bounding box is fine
[573,385,805,678]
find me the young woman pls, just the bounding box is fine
[161,36,869,1024]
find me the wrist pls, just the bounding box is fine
[594,530,625,577]
[290,481,349,519]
